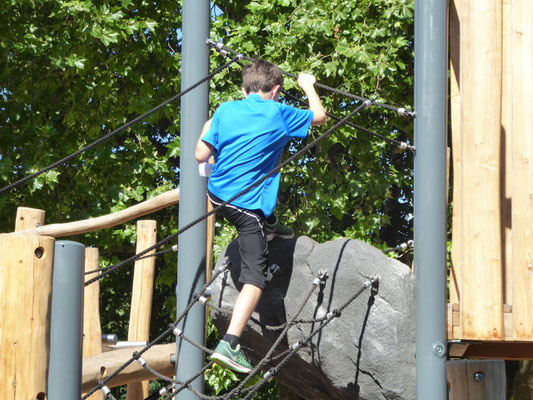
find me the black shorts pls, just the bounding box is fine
[207,191,269,290]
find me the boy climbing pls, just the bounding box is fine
[195,58,326,373]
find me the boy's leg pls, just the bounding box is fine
[226,283,263,337]
[208,192,268,373]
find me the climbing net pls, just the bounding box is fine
[82,258,379,400]
[1,37,413,399]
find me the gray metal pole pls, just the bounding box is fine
[414,0,449,398]
[48,241,85,400]
[176,0,209,397]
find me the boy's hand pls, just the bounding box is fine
[297,73,316,89]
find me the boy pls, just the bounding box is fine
[195,59,326,373]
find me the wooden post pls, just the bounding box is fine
[447,360,506,399]
[83,248,104,400]
[0,233,55,399]
[459,0,503,340]
[15,207,46,232]
[511,0,533,341]
[126,220,157,400]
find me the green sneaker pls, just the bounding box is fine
[211,340,253,374]
[264,215,294,241]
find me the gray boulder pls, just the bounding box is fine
[210,236,416,400]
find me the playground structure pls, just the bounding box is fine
[1,0,533,398]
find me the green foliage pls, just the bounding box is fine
[0,1,415,398]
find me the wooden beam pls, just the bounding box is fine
[459,0,503,340]
[0,234,55,399]
[83,248,104,400]
[447,360,506,399]
[82,343,175,392]
[17,189,179,238]
[512,0,533,341]
[450,342,533,361]
[127,221,157,400]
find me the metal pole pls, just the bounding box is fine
[48,241,85,400]
[414,0,449,398]
[176,0,209,397]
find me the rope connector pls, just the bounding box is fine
[363,99,373,108]
[264,368,279,380]
[326,309,341,319]
[198,295,209,305]
[101,386,111,396]
[173,327,183,337]
[218,259,231,273]
[136,357,147,367]
[172,244,178,252]
[397,107,416,118]
[291,341,303,351]
[236,53,244,61]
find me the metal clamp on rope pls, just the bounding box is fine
[198,295,209,305]
[172,244,178,252]
[101,386,111,396]
[173,327,183,337]
[291,341,303,351]
[397,107,416,118]
[136,357,147,367]
[264,368,278,380]
[363,99,373,108]
[206,38,216,47]
[218,259,231,273]
[326,309,341,319]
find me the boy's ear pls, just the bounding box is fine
[242,87,248,98]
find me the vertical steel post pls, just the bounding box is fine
[176,0,209,397]
[414,0,449,398]
[48,241,85,400]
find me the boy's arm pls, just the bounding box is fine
[297,73,326,126]
[195,119,215,163]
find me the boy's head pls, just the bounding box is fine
[242,59,284,95]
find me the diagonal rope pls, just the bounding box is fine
[207,39,415,118]
[0,56,241,196]
[281,90,415,152]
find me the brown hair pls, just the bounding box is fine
[242,59,284,94]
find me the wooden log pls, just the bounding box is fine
[127,221,157,400]
[83,248,104,400]
[449,0,462,335]
[14,207,46,232]
[82,343,175,392]
[459,0,503,340]
[447,360,506,399]
[511,0,533,340]
[17,188,179,238]
[0,234,55,400]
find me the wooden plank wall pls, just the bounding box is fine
[450,0,533,342]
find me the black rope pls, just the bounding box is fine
[281,90,415,152]
[85,100,369,286]
[0,56,241,196]
[84,245,176,276]
[207,39,415,118]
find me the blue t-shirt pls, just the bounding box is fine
[202,94,313,217]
